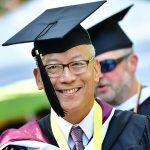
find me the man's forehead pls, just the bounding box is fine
[45,44,91,56]
[96,48,132,61]
[43,44,91,62]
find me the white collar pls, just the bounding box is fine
[51,106,94,142]
[115,86,150,110]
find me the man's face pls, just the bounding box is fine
[95,49,136,105]
[35,45,100,113]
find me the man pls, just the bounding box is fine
[88,5,150,114]
[0,2,150,150]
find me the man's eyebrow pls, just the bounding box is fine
[70,55,84,60]
[44,55,85,63]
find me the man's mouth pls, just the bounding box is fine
[98,85,106,88]
[96,84,108,92]
[57,87,81,94]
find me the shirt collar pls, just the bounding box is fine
[51,106,94,141]
[115,86,150,110]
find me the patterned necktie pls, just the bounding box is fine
[70,126,85,150]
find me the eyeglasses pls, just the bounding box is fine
[100,53,132,73]
[44,57,94,78]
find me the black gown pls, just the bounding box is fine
[102,110,150,150]
[138,96,150,115]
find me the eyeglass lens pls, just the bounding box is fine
[100,60,116,73]
[100,53,131,73]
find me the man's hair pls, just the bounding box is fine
[120,47,134,55]
[40,44,96,62]
[88,44,96,57]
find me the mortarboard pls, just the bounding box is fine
[2,1,105,55]
[88,5,133,56]
[2,1,106,117]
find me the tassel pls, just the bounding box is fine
[34,49,65,117]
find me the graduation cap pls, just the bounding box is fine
[2,1,105,117]
[88,5,133,56]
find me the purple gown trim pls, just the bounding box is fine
[96,98,113,123]
[0,119,50,147]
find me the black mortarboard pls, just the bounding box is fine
[88,5,133,56]
[3,1,105,54]
[2,1,105,117]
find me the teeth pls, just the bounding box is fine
[62,88,78,94]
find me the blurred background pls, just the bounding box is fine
[0,0,150,134]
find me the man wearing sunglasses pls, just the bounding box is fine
[89,5,150,115]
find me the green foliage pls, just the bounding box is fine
[0,92,50,121]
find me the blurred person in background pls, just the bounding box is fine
[89,5,150,114]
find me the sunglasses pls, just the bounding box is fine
[100,53,132,73]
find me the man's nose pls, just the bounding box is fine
[59,67,76,83]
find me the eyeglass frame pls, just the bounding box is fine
[100,52,132,73]
[44,56,94,78]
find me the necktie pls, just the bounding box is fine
[70,126,85,150]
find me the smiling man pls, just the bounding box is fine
[89,5,150,115]
[34,44,97,125]
[1,2,150,150]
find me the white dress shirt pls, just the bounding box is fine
[115,86,150,111]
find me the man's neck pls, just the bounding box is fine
[63,102,94,124]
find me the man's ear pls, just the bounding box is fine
[94,59,102,83]
[33,68,43,90]
[128,53,138,73]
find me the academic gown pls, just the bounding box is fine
[1,100,150,150]
[138,86,150,115]
[138,96,150,115]
[37,110,150,150]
